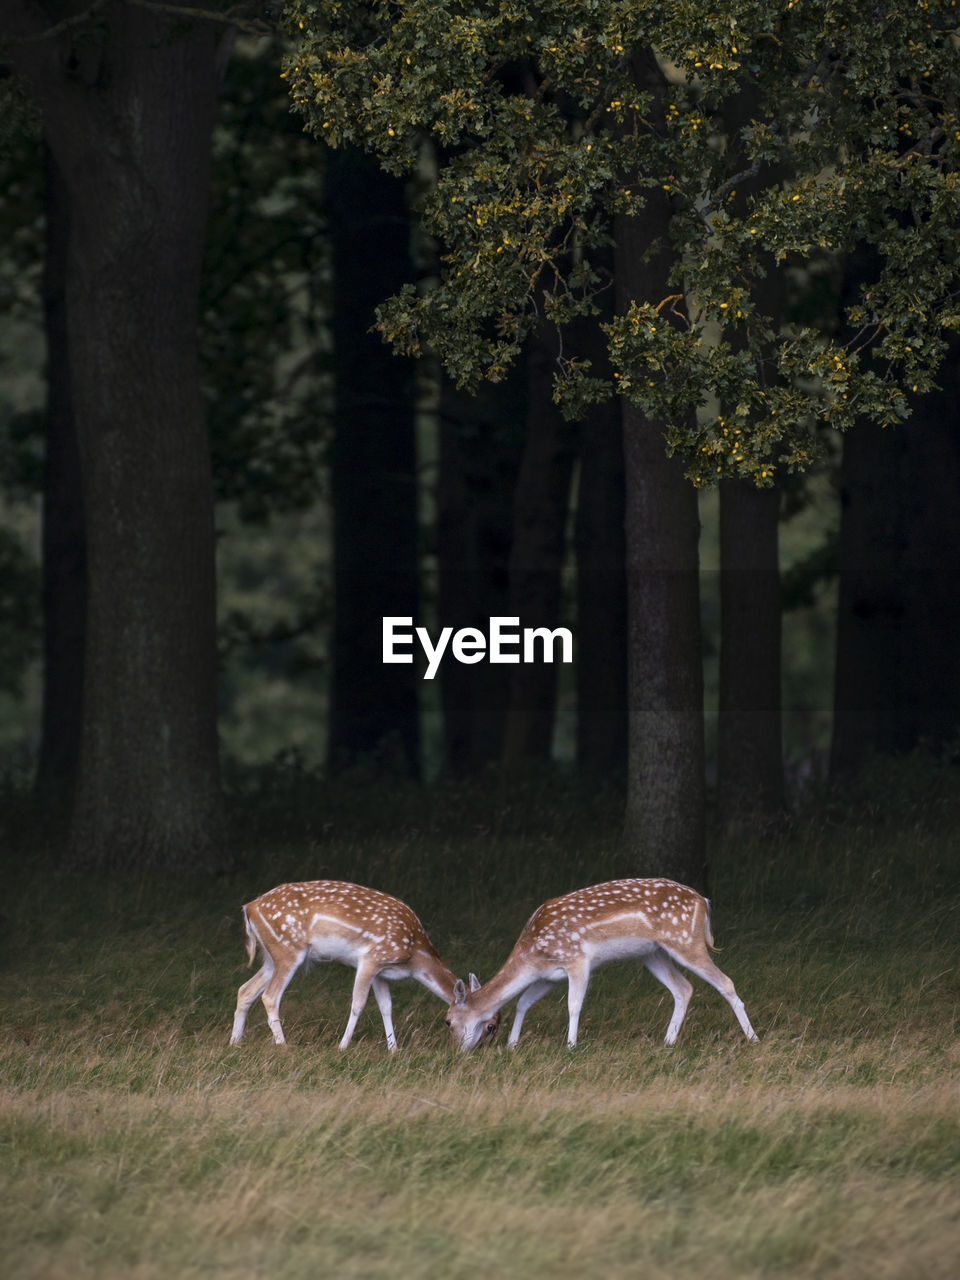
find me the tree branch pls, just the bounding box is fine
[130,1,276,38]
[2,0,278,47]
[2,0,109,46]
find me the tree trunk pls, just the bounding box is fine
[35,144,86,814]
[717,480,784,824]
[326,148,420,776]
[615,53,705,888]
[715,79,786,827]
[832,362,960,773]
[575,327,627,778]
[436,376,521,774]
[830,421,903,774]
[898,363,960,749]
[501,321,577,763]
[620,402,705,886]
[13,3,228,873]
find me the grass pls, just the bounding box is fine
[2,764,959,1278]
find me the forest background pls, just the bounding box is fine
[4,2,959,887]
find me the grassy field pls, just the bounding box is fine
[2,765,958,1278]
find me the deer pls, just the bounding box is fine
[445,878,759,1051]
[230,880,489,1051]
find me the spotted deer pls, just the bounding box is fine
[230,880,479,1051]
[446,878,758,1050]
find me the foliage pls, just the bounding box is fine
[204,36,332,520]
[0,70,41,161]
[0,524,39,695]
[286,0,960,485]
[0,111,42,705]
[0,85,44,500]
[216,502,330,769]
[204,40,335,768]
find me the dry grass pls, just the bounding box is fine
[2,769,959,1277]
[2,1060,958,1279]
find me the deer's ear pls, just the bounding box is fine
[453,978,468,1006]
[469,972,481,993]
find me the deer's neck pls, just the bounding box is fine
[476,946,543,1015]
[415,948,459,1003]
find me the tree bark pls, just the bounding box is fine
[326,147,420,776]
[715,79,785,827]
[501,321,577,763]
[575,321,627,778]
[717,480,784,824]
[620,400,705,886]
[436,377,521,774]
[13,2,227,872]
[35,143,86,814]
[832,361,960,774]
[615,52,705,888]
[898,362,960,749]
[830,420,902,773]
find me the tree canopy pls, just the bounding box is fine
[287,0,960,485]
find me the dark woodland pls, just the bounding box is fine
[1,3,959,884]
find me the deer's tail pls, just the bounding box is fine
[241,906,258,967]
[703,896,716,950]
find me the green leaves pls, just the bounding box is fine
[285,0,960,485]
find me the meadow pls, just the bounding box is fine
[2,762,958,1279]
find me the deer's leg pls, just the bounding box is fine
[565,963,592,1047]
[371,975,397,1052]
[642,948,694,1045]
[668,950,759,1042]
[231,960,273,1044]
[508,979,556,1047]
[339,959,378,1050]
[259,953,304,1045]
